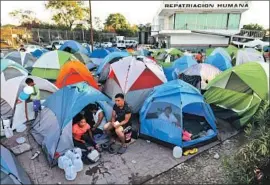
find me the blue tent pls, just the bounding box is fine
[31,82,113,166]
[210,47,231,61]
[140,80,217,147]
[59,40,89,56]
[205,53,232,71]
[1,145,32,184]
[96,52,130,75]
[90,49,110,66]
[163,66,174,81]
[31,48,49,59]
[172,56,197,79]
[106,47,121,52]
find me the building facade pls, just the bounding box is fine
[151,1,250,51]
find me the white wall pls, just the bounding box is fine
[170,33,229,47]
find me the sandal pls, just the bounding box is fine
[183,148,198,156]
[101,140,115,150]
[117,146,127,154]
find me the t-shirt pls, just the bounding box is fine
[93,109,107,130]
[195,54,203,61]
[159,112,178,123]
[30,85,40,100]
[72,123,90,142]
[113,103,132,126]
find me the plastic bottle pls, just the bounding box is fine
[65,150,74,159]
[71,153,81,162]
[72,156,83,172]
[64,164,77,181]
[73,148,82,157]
[173,146,183,159]
[58,155,69,169]
[4,125,13,138]
[63,158,73,170]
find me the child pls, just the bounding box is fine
[89,104,106,135]
[72,116,101,152]
[25,78,41,118]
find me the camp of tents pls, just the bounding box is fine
[1,40,269,174]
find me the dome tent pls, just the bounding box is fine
[4,51,36,71]
[106,47,121,52]
[235,49,265,65]
[31,48,49,59]
[31,50,77,80]
[90,48,110,66]
[205,53,232,71]
[96,52,130,82]
[59,40,89,56]
[55,60,98,89]
[1,59,28,81]
[204,62,269,128]
[210,47,231,61]
[73,52,97,70]
[103,56,167,113]
[31,82,113,166]
[172,55,197,80]
[1,75,58,130]
[140,80,217,147]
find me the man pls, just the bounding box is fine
[25,78,41,118]
[159,107,178,125]
[195,51,203,63]
[103,93,132,154]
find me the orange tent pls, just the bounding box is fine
[55,60,99,89]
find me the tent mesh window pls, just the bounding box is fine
[225,72,253,94]
[3,68,25,80]
[1,98,13,118]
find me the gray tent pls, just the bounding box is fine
[1,145,32,184]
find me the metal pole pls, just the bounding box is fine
[89,0,94,51]
[38,29,40,45]
[48,29,51,43]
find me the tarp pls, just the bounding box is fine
[140,80,217,147]
[204,62,269,128]
[55,60,98,89]
[31,82,113,165]
[1,145,32,184]
[235,49,265,65]
[59,40,89,56]
[205,53,232,71]
[172,56,197,79]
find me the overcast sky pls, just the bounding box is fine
[1,1,269,28]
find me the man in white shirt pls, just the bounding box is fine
[159,107,178,124]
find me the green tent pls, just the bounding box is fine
[31,50,77,80]
[153,49,167,62]
[204,62,269,128]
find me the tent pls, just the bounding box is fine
[1,75,58,130]
[31,82,113,166]
[90,49,110,66]
[106,47,121,52]
[73,52,96,70]
[163,48,183,64]
[4,51,36,71]
[96,52,130,82]
[153,49,167,62]
[204,62,269,128]
[137,49,150,56]
[210,47,231,61]
[205,53,232,71]
[1,145,33,184]
[31,48,49,59]
[140,80,217,147]
[59,40,89,56]
[55,60,99,89]
[179,63,221,90]
[31,50,77,80]
[172,55,197,80]
[103,56,167,113]
[235,49,265,65]
[1,59,28,81]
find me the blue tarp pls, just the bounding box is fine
[90,48,110,58]
[140,80,217,147]
[106,47,121,52]
[31,48,49,59]
[59,40,89,56]
[43,82,113,129]
[172,56,197,79]
[205,53,232,71]
[96,52,130,74]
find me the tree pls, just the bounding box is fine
[9,9,40,25]
[104,13,129,31]
[45,0,88,30]
[243,23,264,31]
[94,17,103,31]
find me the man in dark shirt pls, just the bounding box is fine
[104,93,132,154]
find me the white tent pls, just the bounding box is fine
[236,50,265,66]
[4,51,36,70]
[1,76,58,130]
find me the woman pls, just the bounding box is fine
[72,116,101,152]
[89,104,107,135]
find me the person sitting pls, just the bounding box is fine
[72,116,101,152]
[89,104,107,135]
[159,107,178,124]
[103,93,132,154]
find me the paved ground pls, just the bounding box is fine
[1,119,239,184]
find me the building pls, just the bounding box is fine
[151,1,250,51]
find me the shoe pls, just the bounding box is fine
[117,146,127,154]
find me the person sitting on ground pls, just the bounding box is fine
[89,104,107,135]
[103,93,132,154]
[72,116,101,152]
[159,106,178,125]
[25,78,41,119]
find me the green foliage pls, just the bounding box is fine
[223,101,270,184]
[243,23,265,31]
[9,9,40,24]
[45,0,88,30]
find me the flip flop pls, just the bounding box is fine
[101,140,115,150]
[117,146,127,154]
[189,148,198,154]
[108,144,118,154]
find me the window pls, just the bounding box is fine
[228,13,240,29]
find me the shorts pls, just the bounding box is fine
[33,100,41,112]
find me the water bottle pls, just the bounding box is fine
[71,153,81,161]
[72,156,83,172]
[64,164,77,181]
[73,148,82,157]
[65,150,74,159]
[58,155,69,169]
[173,146,183,159]
[63,158,73,170]
[4,125,13,138]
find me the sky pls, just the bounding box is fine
[1,1,269,28]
